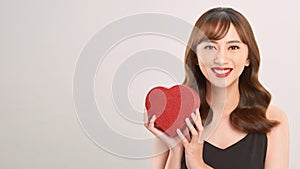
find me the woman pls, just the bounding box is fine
[144,7,289,169]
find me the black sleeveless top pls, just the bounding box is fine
[181,133,267,169]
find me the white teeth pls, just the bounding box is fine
[214,69,230,74]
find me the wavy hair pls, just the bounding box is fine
[183,7,279,133]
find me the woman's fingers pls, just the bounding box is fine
[182,127,191,141]
[185,117,197,135]
[144,109,159,134]
[182,108,204,144]
[144,109,159,133]
[150,114,156,123]
[191,112,197,122]
[192,108,204,143]
[148,115,160,135]
[193,108,204,131]
[144,110,170,137]
[143,108,149,128]
[144,108,204,148]
[176,129,189,147]
[147,114,169,139]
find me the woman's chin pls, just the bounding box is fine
[208,79,237,89]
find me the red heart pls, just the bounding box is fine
[145,85,200,137]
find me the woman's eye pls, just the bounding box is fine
[229,46,240,50]
[204,45,216,50]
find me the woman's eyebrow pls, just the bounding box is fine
[226,40,242,44]
[201,40,217,44]
[201,40,242,44]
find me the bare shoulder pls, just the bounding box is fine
[264,105,289,169]
[265,104,289,143]
[266,105,288,124]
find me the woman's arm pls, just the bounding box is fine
[164,145,184,169]
[152,138,184,169]
[144,110,185,169]
[152,139,184,169]
[265,105,290,169]
[152,138,169,168]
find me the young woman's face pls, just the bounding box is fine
[196,24,249,88]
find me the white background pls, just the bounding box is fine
[0,0,299,168]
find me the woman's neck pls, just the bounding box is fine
[205,81,240,117]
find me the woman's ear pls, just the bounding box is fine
[245,59,250,66]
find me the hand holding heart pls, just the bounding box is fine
[144,107,207,168]
[145,85,200,137]
[177,108,209,169]
[144,109,189,149]
[144,85,208,168]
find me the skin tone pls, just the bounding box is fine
[195,24,250,149]
[144,24,289,169]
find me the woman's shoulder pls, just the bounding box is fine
[264,106,289,168]
[266,105,288,123]
[265,104,289,144]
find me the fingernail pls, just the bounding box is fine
[185,117,188,122]
[150,115,156,122]
[191,113,196,121]
[185,117,192,127]
[176,128,182,137]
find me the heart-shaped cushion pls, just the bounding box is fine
[145,85,200,137]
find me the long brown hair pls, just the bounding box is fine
[183,7,278,133]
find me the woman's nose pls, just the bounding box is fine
[214,49,227,64]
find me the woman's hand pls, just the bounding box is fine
[144,109,191,169]
[143,109,189,150]
[177,108,212,169]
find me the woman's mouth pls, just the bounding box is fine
[211,67,233,78]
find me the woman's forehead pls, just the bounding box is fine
[200,24,242,43]
[199,17,231,40]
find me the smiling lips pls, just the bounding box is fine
[211,67,233,78]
